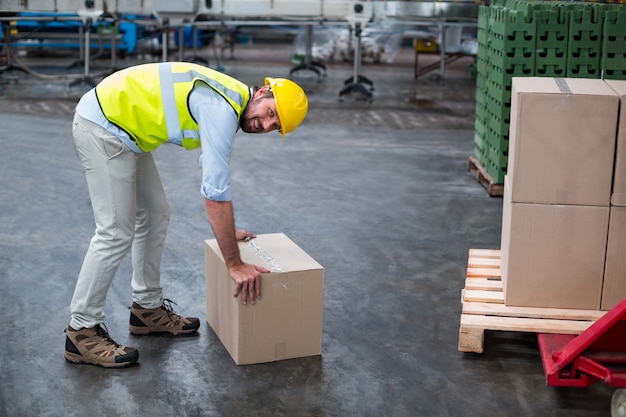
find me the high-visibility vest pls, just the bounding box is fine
[95,62,251,152]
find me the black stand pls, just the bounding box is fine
[290,25,326,78]
[339,22,373,101]
[108,17,122,72]
[184,26,209,65]
[160,17,170,62]
[69,17,97,87]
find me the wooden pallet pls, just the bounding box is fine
[458,249,606,353]
[467,156,503,197]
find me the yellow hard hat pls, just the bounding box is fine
[265,77,308,138]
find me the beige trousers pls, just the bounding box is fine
[69,114,170,330]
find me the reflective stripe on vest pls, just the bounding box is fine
[96,62,250,152]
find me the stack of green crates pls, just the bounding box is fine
[474,0,626,185]
[603,7,626,79]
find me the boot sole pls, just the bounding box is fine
[129,325,199,337]
[64,351,138,368]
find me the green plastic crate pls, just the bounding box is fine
[534,6,569,77]
[488,143,509,169]
[486,158,507,185]
[567,6,603,78]
[602,7,626,80]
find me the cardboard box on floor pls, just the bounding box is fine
[204,233,324,365]
[605,80,626,207]
[501,177,610,310]
[507,77,619,206]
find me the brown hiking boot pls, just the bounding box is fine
[129,298,200,336]
[64,324,139,368]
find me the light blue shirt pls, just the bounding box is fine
[75,85,247,202]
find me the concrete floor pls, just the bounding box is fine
[0,41,615,416]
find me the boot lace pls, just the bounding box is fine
[95,323,121,347]
[161,298,182,320]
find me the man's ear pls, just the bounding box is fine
[253,84,272,99]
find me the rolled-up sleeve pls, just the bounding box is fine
[189,87,240,201]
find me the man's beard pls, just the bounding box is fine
[239,98,261,133]
[239,102,253,132]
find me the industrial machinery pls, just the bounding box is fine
[0,0,479,94]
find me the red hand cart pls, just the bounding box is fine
[538,298,626,416]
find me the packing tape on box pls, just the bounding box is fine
[555,78,572,94]
[246,238,284,272]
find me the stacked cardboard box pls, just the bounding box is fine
[603,80,626,311]
[500,77,625,310]
[473,1,626,185]
[204,233,324,365]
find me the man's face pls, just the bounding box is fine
[240,85,281,135]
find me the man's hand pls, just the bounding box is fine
[205,198,269,305]
[235,229,256,241]
[229,262,270,305]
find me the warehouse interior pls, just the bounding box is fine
[1,1,625,416]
